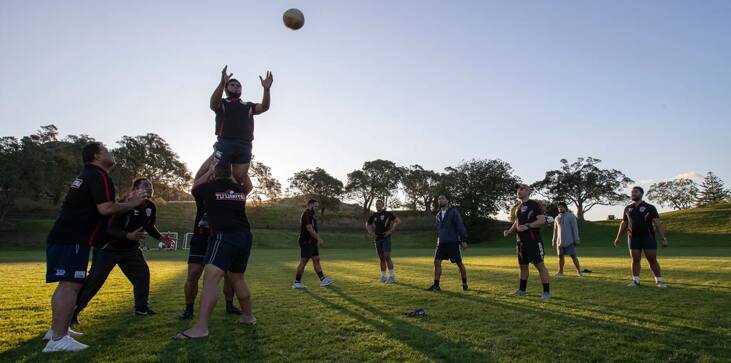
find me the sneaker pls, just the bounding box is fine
[425,284,440,292]
[541,292,552,300]
[512,289,527,297]
[656,282,668,288]
[386,276,396,284]
[226,305,242,315]
[42,335,89,353]
[42,328,84,341]
[135,307,156,316]
[555,272,564,277]
[292,281,306,289]
[378,275,387,283]
[178,308,194,320]
[319,277,334,287]
[577,272,584,278]
[627,281,640,287]
[462,284,469,291]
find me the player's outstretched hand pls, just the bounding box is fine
[221,65,232,84]
[162,235,176,247]
[127,227,146,241]
[260,71,273,89]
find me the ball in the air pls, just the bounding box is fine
[283,8,305,30]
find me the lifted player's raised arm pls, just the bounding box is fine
[210,65,232,112]
[253,71,273,115]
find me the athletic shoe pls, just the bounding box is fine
[135,307,157,316]
[627,281,640,287]
[541,292,552,300]
[386,276,396,284]
[462,284,469,291]
[178,309,194,320]
[577,272,584,278]
[319,277,334,287]
[226,305,242,315]
[42,335,88,353]
[656,282,668,288]
[378,275,387,283]
[555,272,564,277]
[292,281,306,289]
[512,289,528,297]
[42,328,84,341]
[425,284,440,292]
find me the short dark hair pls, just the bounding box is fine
[307,199,318,205]
[438,194,449,201]
[82,142,103,163]
[632,186,645,194]
[515,183,530,191]
[558,202,568,209]
[214,162,232,179]
[132,177,150,189]
[376,199,384,204]
[226,78,241,87]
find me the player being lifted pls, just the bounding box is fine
[613,186,669,288]
[209,65,272,193]
[366,199,401,283]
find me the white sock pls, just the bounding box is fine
[381,271,386,278]
[389,269,395,277]
[632,276,640,283]
[655,276,662,283]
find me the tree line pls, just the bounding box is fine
[1,126,728,225]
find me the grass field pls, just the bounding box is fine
[1,246,730,362]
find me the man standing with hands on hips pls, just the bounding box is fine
[366,199,401,284]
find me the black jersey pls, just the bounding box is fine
[105,200,162,250]
[515,199,545,243]
[298,209,318,245]
[196,179,250,232]
[191,186,211,238]
[47,165,116,245]
[215,98,256,141]
[623,201,660,240]
[367,211,396,240]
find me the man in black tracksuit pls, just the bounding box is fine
[72,178,174,324]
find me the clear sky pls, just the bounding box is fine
[1,0,729,220]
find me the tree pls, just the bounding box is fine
[441,159,518,221]
[533,157,633,221]
[401,164,441,212]
[696,172,730,207]
[249,160,282,202]
[288,168,343,216]
[345,159,403,212]
[0,137,23,224]
[111,133,192,201]
[647,179,698,210]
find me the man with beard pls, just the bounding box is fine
[43,142,147,352]
[504,184,552,300]
[613,186,669,288]
[426,195,469,292]
[366,199,401,283]
[210,65,273,193]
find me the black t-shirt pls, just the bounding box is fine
[47,165,116,245]
[191,186,211,238]
[623,201,660,240]
[515,199,545,243]
[215,98,255,141]
[298,209,318,245]
[196,179,250,233]
[367,211,396,240]
[106,200,162,250]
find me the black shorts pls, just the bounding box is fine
[629,237,657,250]
[46,242,91,283]
[434,243,463,263]
[517,240,545,265]
[187,235,209,265]
[300,243,320,258]
[214,138,252,165]
[375,236,392,255]
[204,231,253,273]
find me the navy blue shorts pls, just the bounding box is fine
[46,242,91,283]
[204,231,253,273]
[518,240,545,265]
[300,243,320,258]
[435,243,462,263]
[214,138,252,165]
[629,237,657,250]
[187,235,208,265]
[375,236,392,255]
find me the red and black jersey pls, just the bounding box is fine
[105,200,162,250]
[298,209,318,245]
[623,201,660,240]
[46,165,116,245]
[196,179,250,232]
[514,199,545,243]
[215,98,256,141]
[367,211,396,240]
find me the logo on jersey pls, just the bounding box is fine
[133,209,140,216]
[55,269,66,276]
[74,271,86,279]
[70,178,83,189]
[380,215,385,221]
[520,206,528,213]
[146,208,152,217]
[215,190,246,201]
[639,206,646,213]
[628,208,634,212]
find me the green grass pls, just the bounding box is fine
[0,246,730,362]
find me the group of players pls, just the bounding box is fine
[40,67,670,352]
